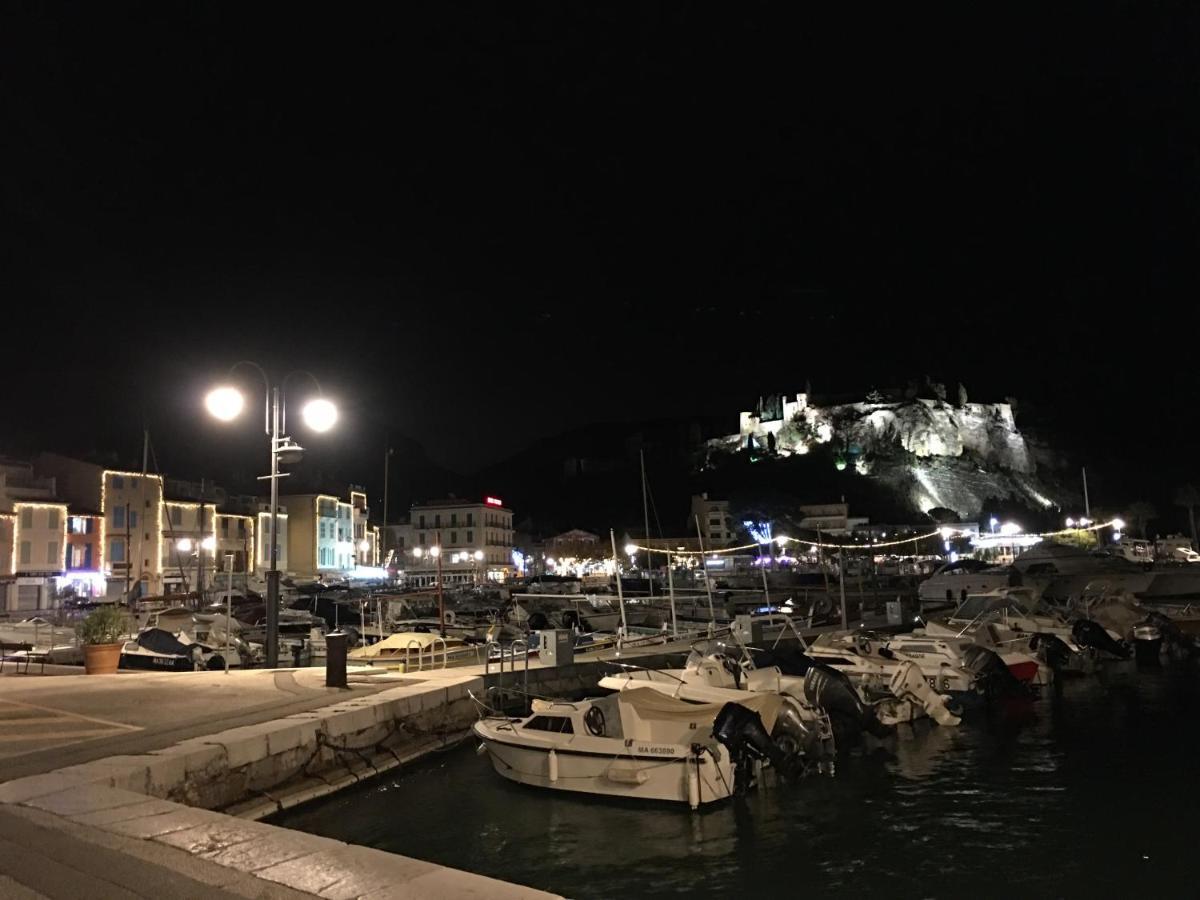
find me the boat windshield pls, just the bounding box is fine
[952,596,1024,621]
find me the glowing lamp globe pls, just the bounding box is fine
[474,550,484,561]
[428,545,441,558]
[412,548,423,558]
[624,543,638,556]
[206,386,244,422]
[358,539,370,552]
[302,398,338,432]
[835,456,847,471]
[176,538,194,553]
[201,536,216,551]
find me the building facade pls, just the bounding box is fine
[280,489,378,580]
[400,496,514,585]
[691,494,735,547]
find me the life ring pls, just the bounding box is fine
[584,705,606,737]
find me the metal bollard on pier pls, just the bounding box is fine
[325,630,348,688]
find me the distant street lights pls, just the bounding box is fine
[174,535,217,595]
[205,362,338,667]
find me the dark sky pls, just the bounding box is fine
[4,4,1199,495]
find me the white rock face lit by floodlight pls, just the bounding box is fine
[302,398,338,432]
[206,386,244,421]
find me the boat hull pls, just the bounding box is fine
[119,651,196,672]
[475,729,732,806]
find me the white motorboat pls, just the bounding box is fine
[921,588,1129,673]
[600,638,959,738]
[919,559,1020,610]
[474,686,792,808]
[508,593,623,633]
[806,628,1032,709]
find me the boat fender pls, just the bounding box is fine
[687,761,700,809]
[584,705,606,737]
[548,749,558,783]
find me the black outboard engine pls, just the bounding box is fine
[1071,619,1130,659]
[713,702,796,793]
[961,644,1030,699]
[1029,633,1073,670]
[804,662,889,743]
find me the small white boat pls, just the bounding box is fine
[922,588,1128,673]
[474,687,790,808]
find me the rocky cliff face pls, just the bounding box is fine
[707,393,1062,519]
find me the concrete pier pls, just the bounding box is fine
[0,666,560,899]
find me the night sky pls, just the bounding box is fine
[4,4,1198,508]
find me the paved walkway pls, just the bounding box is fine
[0,668,398,781]
[0,666,558,899]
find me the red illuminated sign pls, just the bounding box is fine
[485,496,503,507]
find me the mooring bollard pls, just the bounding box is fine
[326,631,348,688]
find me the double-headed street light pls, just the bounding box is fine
[205,362,337,667]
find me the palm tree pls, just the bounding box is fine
[1125,501,1158,539]
[1174,485,1200,550]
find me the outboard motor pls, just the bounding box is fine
[804,662,889,743]
[1029,633,1073,670]
[961,644,1029,699]
[713,702,797,793]
[1071,619,1130,659]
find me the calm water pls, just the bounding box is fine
[276,667,1200,898]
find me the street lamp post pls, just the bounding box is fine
[431,540,444,636]
[206,364,337,668]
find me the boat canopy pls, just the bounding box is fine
[617,686,784,733]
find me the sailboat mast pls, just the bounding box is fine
[640,449,654,597]
[609,529,628,634]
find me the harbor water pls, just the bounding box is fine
[275,667,1200,898]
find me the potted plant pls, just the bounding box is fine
[77,605,128,674]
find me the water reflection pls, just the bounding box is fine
[277,668,1200,899]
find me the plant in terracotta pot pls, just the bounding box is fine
[77,605,128,674]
